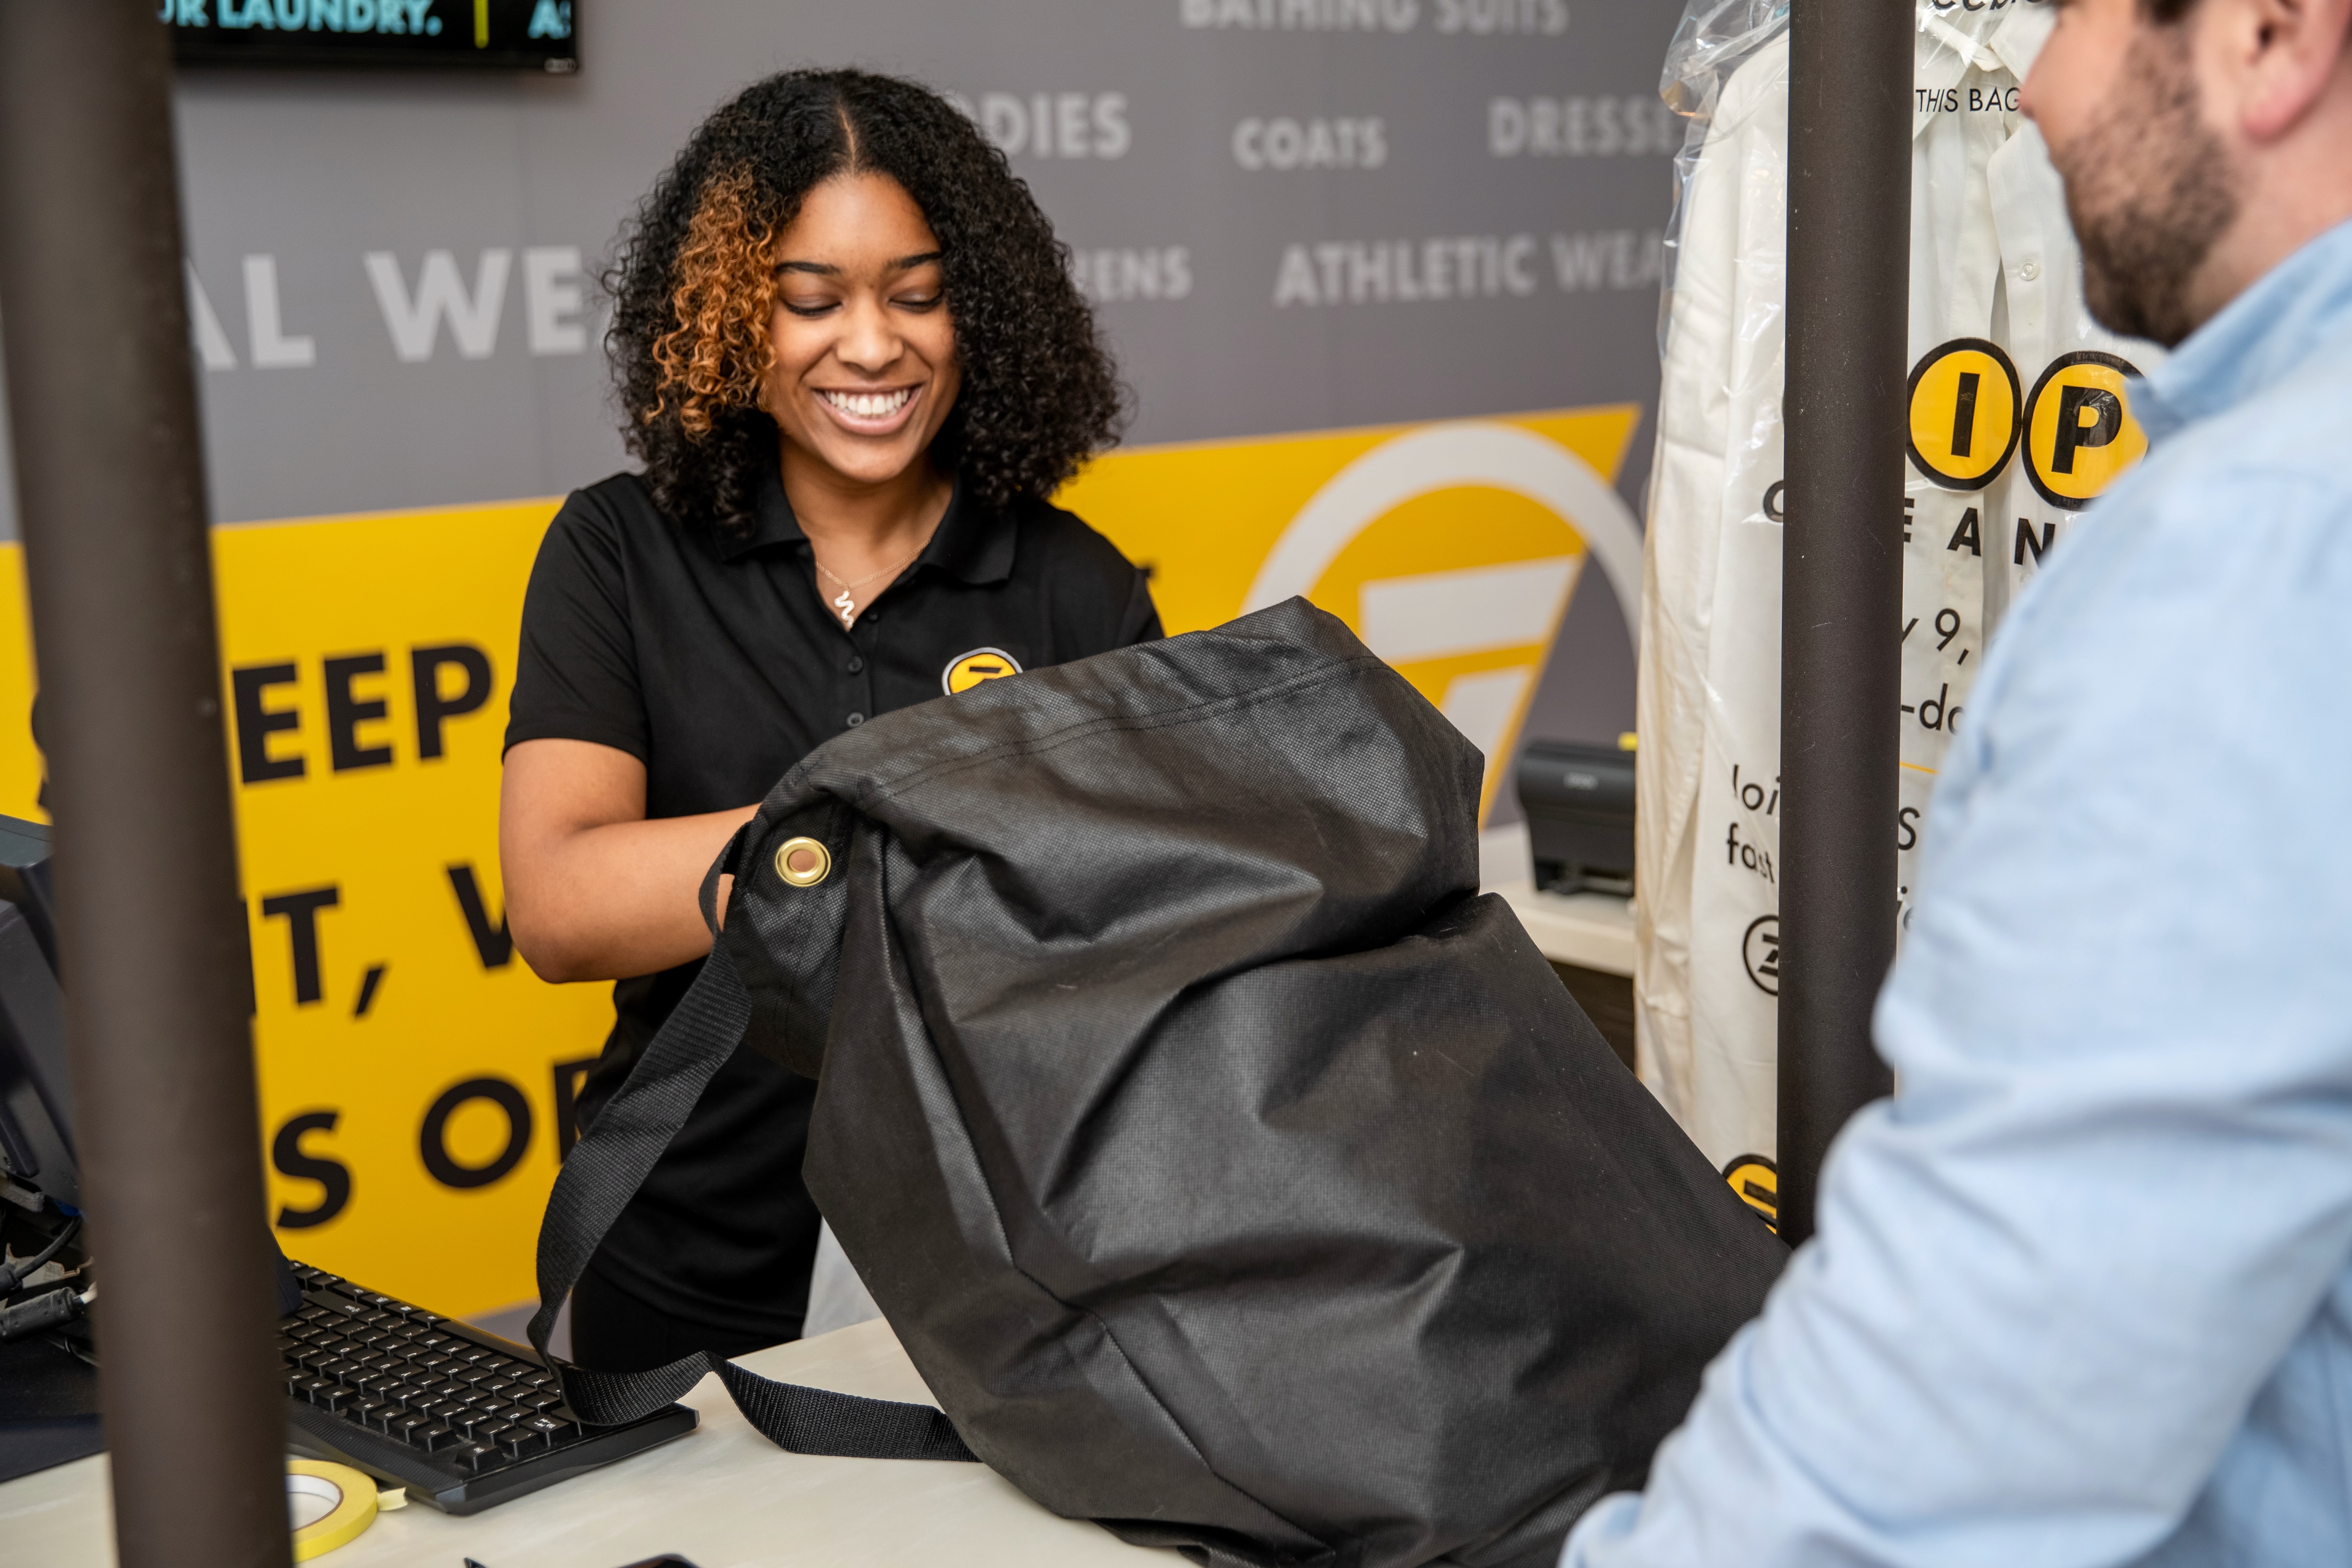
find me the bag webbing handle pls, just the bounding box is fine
[527,935,975,1463]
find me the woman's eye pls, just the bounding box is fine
[895,293,943,311]
[782,299,837,318]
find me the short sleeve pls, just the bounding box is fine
[1117,570,1164,646]
[504,491,650,762]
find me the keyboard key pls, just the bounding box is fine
[521,1390,564,1410]
[388,1412,435,1442]
[519,1413,575,1441]
[449,1441,502,1472]
[423,1399,470,1423]
[475,1378,517,1398]
[475,1420,520,1449]
[289,1374,332,1401]
[411,1422,456,1452]
[350,1398,397,1428]
[498,1427,546,1458]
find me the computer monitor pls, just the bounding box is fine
[0,818,75,1219]
[0,814,98,1481]
[0,814,302,1481]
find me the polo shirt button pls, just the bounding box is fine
[846,712,864,727]
[847,656,865,674]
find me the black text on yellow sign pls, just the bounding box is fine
[2023,350,2148,510]
[1906,340,2147,507]
[1906,338,2023,491]
[233,643,491,783]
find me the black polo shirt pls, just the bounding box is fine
[505,465,1160,1341]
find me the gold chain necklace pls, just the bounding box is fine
[813,543,924,629]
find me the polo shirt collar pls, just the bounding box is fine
[728,462,1016,586]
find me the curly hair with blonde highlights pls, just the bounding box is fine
[607,68,1125,537]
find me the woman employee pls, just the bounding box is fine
[499,69,1159,1371]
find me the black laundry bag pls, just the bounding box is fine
[531,598,1784,1568]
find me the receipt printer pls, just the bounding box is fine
[1516,740,1635,896]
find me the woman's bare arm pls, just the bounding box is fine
[499,738,757,983]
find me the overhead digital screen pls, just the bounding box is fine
[165,0,577,73]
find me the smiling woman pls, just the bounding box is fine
[494,69,1158,1373]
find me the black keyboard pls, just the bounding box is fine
[278,1262,695,1515]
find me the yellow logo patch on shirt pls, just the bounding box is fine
[943,647,1023,695]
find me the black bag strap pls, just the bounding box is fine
[527,837,975,1465]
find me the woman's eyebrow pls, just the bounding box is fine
[772,251,940,277]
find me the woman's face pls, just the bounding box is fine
[762,172,962,490]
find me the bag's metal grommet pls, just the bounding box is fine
[774,836,832,888]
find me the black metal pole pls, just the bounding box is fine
[1777,0,1909,1246]
[0,6,289,1565]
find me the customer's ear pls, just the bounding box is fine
[2225,0,2352,142]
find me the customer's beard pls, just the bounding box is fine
[2048,26,2239,347]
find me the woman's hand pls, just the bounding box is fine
[499,738,757,984]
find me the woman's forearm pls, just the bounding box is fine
[500,738,756,983]
[507,808,754,982]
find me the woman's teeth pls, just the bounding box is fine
[820,389,913,419]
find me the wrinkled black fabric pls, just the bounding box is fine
[536,599,1785,1568]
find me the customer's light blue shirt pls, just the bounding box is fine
[1565,218,2352,1568]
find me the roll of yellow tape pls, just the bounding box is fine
[287,1459,378,1561]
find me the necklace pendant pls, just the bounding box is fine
[834,588,857,628]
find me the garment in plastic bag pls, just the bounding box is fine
[533,599,1786,1568]
[1635,0,2166,1180]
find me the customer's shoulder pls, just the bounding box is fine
[2154,351,2352,504]
[1995,389,2352,707]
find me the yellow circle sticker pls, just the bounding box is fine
[1721,1153,1779,1232]
[942,646,1023,695]
[1906,338,2022,491]
[2023,350,2147,510]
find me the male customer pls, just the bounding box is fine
[1565,0,2352,1562]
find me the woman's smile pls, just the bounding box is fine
[813,383,922,436]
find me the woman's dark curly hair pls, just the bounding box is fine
[605,68,1124,535]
